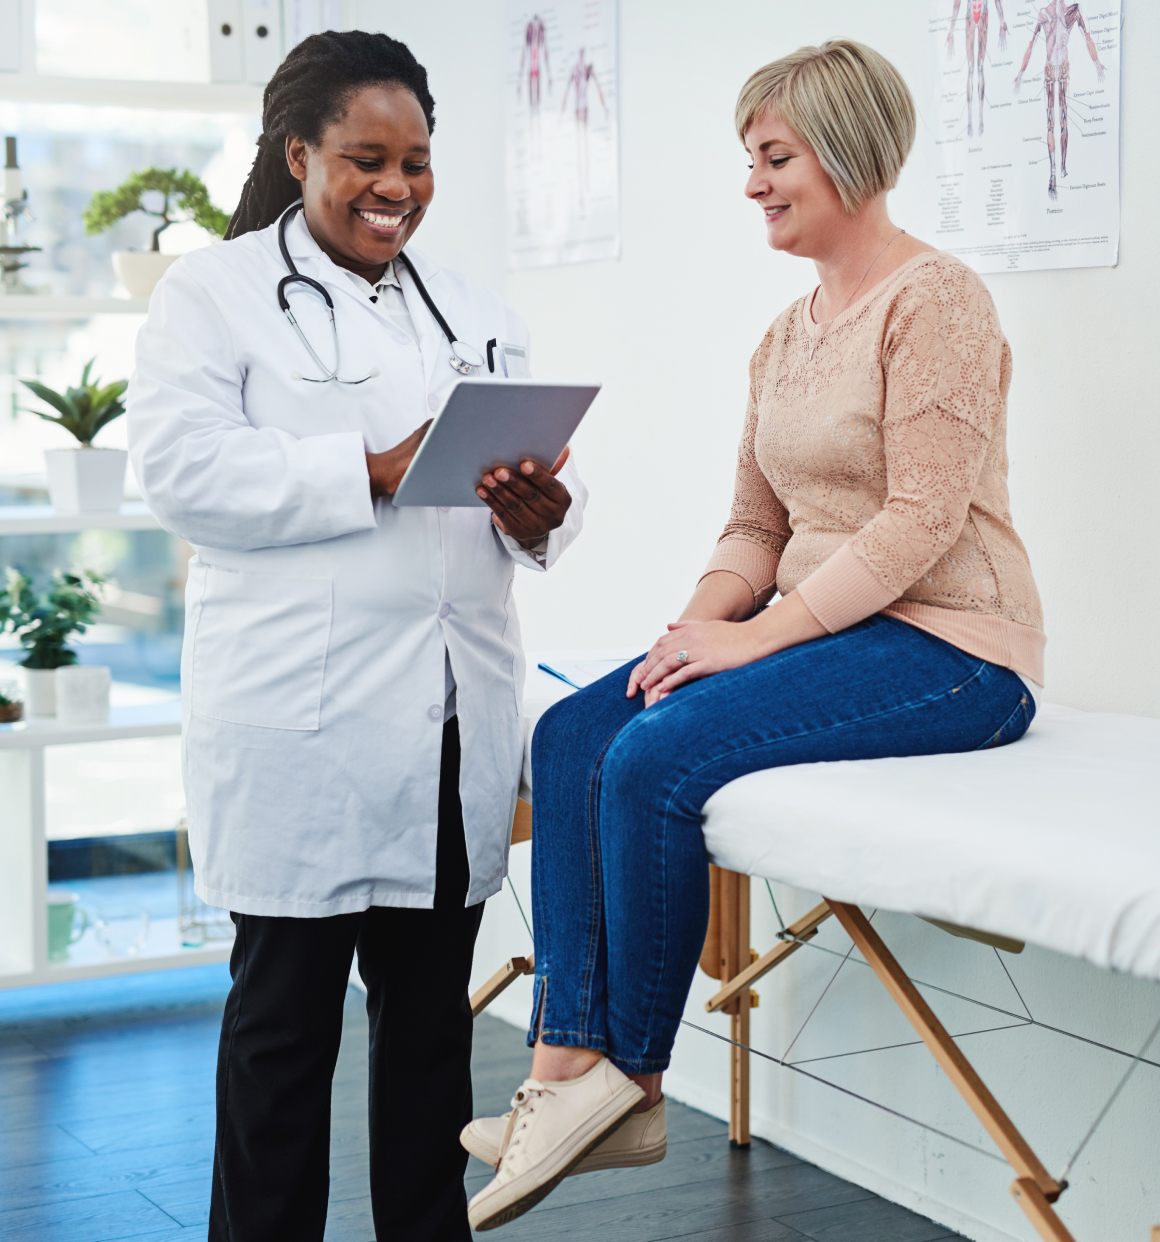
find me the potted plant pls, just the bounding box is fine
[0,568,106,717]
[83,167,231,298]
[0,678,23,724]
[20,359,128,513]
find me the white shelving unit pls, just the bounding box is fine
[0,502,161,534]
[0,72,264,114]
[0,297,149,319]
[0,699,231,990]
[0,4,259,989]
[0,498,209,989]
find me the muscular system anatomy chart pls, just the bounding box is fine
[506,0,619,269]
[927,0,1121,273]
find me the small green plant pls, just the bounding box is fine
[0,568,106,670]
[0,685,19,707]
[83,167,230,252]
[19,359,127,447]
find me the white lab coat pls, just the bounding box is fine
[128,215,586,917]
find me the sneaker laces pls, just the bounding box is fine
[495,1078,555,1177]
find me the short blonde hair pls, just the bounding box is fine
[735,40,915,212]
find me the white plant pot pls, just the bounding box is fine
[112,250,178,298]
[23,668,57,717]
[44,447,127,514]
[55,665,111,725]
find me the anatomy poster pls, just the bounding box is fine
[506,1,620,269]
[926,1,1121,273]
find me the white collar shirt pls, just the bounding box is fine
[342,262,421,346]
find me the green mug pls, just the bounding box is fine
[47,889,89,961]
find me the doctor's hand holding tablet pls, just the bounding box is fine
[367,433,574,544]
[125,29,590,1242]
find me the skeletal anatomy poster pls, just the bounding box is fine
[926,1,1121,273]
[505,0,619,269]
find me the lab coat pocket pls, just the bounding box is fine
[190,567,333,731]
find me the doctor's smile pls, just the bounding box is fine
[354,207,413,236]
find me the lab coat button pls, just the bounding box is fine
[439,603,451,619]
[428,704,443,722]
[428,394,440,411]
[439,506,450,514]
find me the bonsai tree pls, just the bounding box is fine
[19,359,127,447]
[83,168,230,252]
[0,568,105,670]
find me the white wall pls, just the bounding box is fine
[358,4,1160,1240]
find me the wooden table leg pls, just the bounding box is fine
[826,901,1078,1242]
[705,901,831,1014]
[731,875,751,1147]
[718,868,751,1147]
[699,864,722,979]
[471,952,535,1018]
[1010,1180,1079,1242]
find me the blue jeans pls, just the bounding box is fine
[527,615,1034,1073]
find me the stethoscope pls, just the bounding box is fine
[276,201,486,383]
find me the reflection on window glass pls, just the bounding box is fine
[36,0,211,83]
[0,101,255,297]
[0,100,254,685]
[0,99,254,482]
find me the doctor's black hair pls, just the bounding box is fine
[225,30,436,239]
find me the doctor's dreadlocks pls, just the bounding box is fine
[225,30,436,239]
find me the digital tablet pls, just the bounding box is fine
[391,378,600,507]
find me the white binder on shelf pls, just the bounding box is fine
[283,0,345,53]
[283,0,319,52]
[241,0,283,84]
[207,0,243,83]
[0,0,22,73]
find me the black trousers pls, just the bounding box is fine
[209,719,485,1242]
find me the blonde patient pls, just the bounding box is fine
[463,39,1044,1231]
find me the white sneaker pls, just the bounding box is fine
[462,1097,667,1173]
[467,1059,645,1231]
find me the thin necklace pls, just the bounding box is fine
[809,229,905,361]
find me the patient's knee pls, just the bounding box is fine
[601,716,672,806]
[531,694,581,766]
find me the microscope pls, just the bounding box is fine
[1,136,41,295]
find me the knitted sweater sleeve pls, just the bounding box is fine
[796,259,1005,632]
[700,345,792,609]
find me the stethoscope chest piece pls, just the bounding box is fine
[449,341,485,375]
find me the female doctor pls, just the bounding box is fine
[128,31,584,1242]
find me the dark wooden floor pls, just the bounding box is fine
[0,963,966,1242]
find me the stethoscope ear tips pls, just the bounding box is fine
[290,370,303,382]
[367,367,381,379]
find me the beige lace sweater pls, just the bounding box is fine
[704,251,1045,683]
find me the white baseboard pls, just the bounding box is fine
[657,1069,1026,1242]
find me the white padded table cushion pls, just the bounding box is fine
[521,661,1160,981]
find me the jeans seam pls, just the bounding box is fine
[974,692,1031,750]
[659,657,994,779]
[575,721,632,1048]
